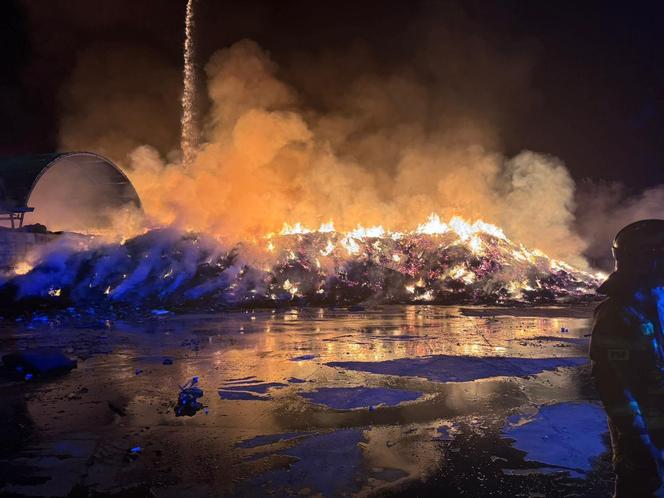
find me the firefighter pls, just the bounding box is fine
[591,219,664,497]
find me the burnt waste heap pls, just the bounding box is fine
[0,220,600,315]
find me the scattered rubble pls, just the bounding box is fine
[175,376,205,417]
[0,226,602,314]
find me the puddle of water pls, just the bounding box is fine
[0,305,607,496]
[300,386,423,409]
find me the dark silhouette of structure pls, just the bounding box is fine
[0,152,141,230]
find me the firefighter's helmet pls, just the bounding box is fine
[612,219,664,273]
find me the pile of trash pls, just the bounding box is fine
[0,226,601,312]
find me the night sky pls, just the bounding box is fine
[1,0,664,191]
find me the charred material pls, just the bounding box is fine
[175,377,205,417]
[0,225,600,314]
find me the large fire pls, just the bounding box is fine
[2,33,608,311]
[0,213,602,311]
[260,213,601,305]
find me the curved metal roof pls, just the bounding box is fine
[0,152,141,211]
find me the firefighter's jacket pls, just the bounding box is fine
[590,271,664,445]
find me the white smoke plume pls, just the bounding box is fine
[57,38,590,266]
[575,182,664,270]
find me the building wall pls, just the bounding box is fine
[0,229,59,270]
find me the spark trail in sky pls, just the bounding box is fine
[181,0,197,166]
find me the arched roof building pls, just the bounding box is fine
[0,152,141,230]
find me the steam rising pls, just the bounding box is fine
[576,182,664,269]
[65,39,581,267]
[2,21,622,308]
[54,18,659,273]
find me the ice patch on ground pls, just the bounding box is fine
[291,354,317,361]
[502,402,608,477]
[435,425,455,441]
[223,376,259,384]
[221,382,287,394]
[326,355,588,382]
[218,379,287,401]
[300,387,422,409]
[237,432,314,449]
[218,391,268,401]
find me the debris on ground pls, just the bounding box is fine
[127,446,142,462]
[175,376,205,417]
[108,401,128,417]
[0,226,601,314]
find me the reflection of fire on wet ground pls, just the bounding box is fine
[0,215,603,312]
[0,306,612,496]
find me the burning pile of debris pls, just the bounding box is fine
[0,215,601,312]
[264,214,600,306]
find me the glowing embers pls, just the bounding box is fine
[274,213,509,249]
[12,261,33,276]
[279,221,336,236]
[445,264,476,284]
[414,214,507,242]
[2,214,600,309]
[261,214,600,305]
[320,240,335,256]
[318,221,335,233]
[280,222,313,236]
[340,235,361,256]
[271,214,511,262]
[348,225,385,239]
[282,279,300,298]
[415,213,450,235]
[268,214,527,272]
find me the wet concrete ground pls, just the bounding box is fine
[0,305,613,497]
